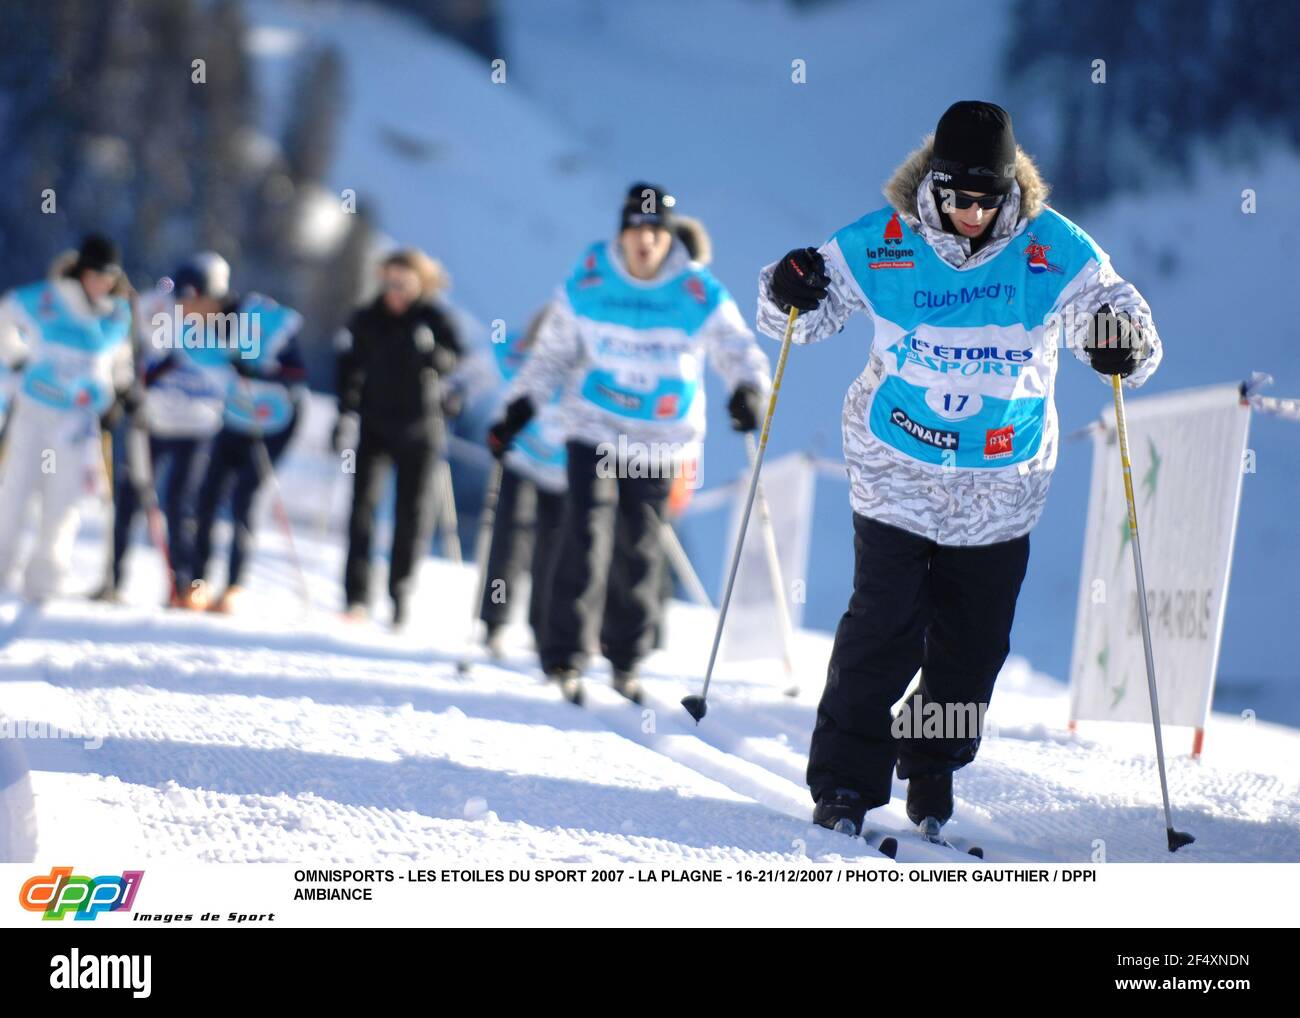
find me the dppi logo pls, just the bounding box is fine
[19,867,144,921]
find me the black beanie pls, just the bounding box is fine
[74,233,121,275]
[620,182,676,232]
[930,101,1017,195]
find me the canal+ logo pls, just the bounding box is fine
[19,866,144,921]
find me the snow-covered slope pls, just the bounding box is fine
[4,423,1297,864]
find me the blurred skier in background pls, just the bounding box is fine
[100,252,232,603]
[179,287,307,613]
[488,183,771,705]
[757,100,1162,840]
[0,234,134,601]
[334,248,462,629]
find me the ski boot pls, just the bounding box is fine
[208,585,244,615]
[484,625,505,660]
[611,668,644,705]
[170,579,210,611]
[90,582,122,605]
[813,788,868,837]
[545,666,585,706]
[906,771,953,830]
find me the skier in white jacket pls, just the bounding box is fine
[490,184,772,704]
[756,102,1162,839]
[0,235,134,601]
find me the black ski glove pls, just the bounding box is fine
[486,396,536,459]
[769,247,829,313]
[727,384,764,433]
[1087,303,1143,378]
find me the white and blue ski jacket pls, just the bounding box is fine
[493,313,567,493]
[757,139,1162,545]
[508,238,771,463]
[0,277,133,417]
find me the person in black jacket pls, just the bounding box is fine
[335,248,462,627]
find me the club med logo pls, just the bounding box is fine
[19,866,144,921]
[50,949,151,998]
[1025,234,1062,274]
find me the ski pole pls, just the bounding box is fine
[656,513,712,608]
[428,371,463,563]
[1110,373,1194,853]
[434,458,463,563]
[457,459,504,675]
[124,422,175,592]
[682,306,798,723]
[745,432,798,696]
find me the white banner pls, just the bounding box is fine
[719,452,815,664]
[1069,384,1251,730]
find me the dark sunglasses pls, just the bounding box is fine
[937,188,1007,210]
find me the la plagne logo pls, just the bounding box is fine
[868,212,915,269]
[19,866,144,921]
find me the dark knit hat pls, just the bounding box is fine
[930,101,1017,195]
[620,182,676,232]
[74,233,122,275]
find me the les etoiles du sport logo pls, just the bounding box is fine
[19,867,144,921]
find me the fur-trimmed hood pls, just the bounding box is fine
[673,214,712,266]
[883,135,1050,224]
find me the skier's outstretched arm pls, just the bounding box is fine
[505,290,582,411]
[756,241,869,345]
[1054,256,1163,388]
[0,292,30,369]
[334,311,369,417]
[702,297,772,399]
[424,303,463,377]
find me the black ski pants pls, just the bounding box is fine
[540,441,672,675]
[343,427,439,607]
[478,465,566,648]
[807,513,1030,806]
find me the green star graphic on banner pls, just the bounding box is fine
[1142,437,1160,503]
[1110,668,1127,710]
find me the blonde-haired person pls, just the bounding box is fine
[335,248,463,627]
